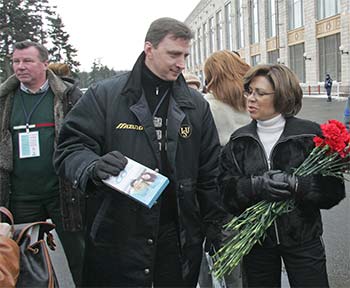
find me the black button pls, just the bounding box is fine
[147,239,153,245]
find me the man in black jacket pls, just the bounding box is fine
[54,17,224,287]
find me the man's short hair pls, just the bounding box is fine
[145,17,193,48]
[14,41,49,62]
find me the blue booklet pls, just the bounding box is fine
[102,157,169,208]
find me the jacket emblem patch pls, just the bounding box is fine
[179,125,192,138]
[116,123,144,131]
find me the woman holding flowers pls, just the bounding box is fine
[218,64,345,287]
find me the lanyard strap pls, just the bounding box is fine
[20,89,49,128]
[152,89,170,117]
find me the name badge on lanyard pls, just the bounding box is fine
[15,88,48,159]
[18,130,40,158]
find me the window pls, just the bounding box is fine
[203,23,208,60]
[289,43,305,82]
[225,2,233,50]
[251,54,261,66]
[188,44,196,69]
[250,0,259,44]
[209,17,215,54]
[197,27,202,64]
[193,39,197,66]
[317,0,340,20]
[216,10,223,50]
[267,0,277,38]
[288,0,304,30]
[236,0,245,49]
[268,50,279,64]
[318,33,341,81]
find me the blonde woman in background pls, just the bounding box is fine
[199,50,251,288]
[204,50,251,146]
[48,62,71,77]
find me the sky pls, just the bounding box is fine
[50,0,199,72]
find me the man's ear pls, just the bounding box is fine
[43,60,49,70]
[144,41,153,58]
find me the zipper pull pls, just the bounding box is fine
[156,86,159,96]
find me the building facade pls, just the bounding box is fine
[185,0,350,95]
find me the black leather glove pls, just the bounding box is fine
[251,171,291,202]
[92,151,128,181]
[204,224,222,256]
[269,170,298,195]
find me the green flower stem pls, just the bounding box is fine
[213,201,292,278]
[294,146,328,173]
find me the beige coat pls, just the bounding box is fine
[204,93,250,146]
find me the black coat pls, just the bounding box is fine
[325,75,333,94]
[54,53,224,285]
[219,117,345,247]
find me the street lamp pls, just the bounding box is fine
[339,45,349,55]
[277,58,284,65]
[303,52,311,61]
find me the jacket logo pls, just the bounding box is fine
[116,123,144,131]
[179,125,192,138]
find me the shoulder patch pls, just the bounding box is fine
[179,125,192,138]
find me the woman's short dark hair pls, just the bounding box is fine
[145,17,193,48]
[14,40,49,62]
[243,64,302,117]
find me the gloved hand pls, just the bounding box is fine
[268,170,298,194]
[204,224,222,256]
[251,171,291,202]
[92,151,128,181]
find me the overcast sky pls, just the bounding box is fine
[50,0,199,71]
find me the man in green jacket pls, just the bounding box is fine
[0,41,84,285]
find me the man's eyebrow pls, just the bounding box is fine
[168,50,190,56]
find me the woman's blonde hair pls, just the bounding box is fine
[204,50,250,112]
[48,63,71,77]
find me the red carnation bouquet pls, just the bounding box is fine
[213,119,349,279]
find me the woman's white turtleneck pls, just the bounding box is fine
[257,114,286,167]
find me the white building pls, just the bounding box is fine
[185,0,350,95]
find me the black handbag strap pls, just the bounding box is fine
[0,206,15,235]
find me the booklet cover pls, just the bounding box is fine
[102,157,169,208]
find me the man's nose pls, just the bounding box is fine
[16,61,25,69]
[176,58,186,70]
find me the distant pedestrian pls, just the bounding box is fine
[183,73,201,91]
[325,73,333,102]
[343,96,350,131]
[48,63,71,77]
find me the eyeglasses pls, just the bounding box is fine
[243,88,275,99]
